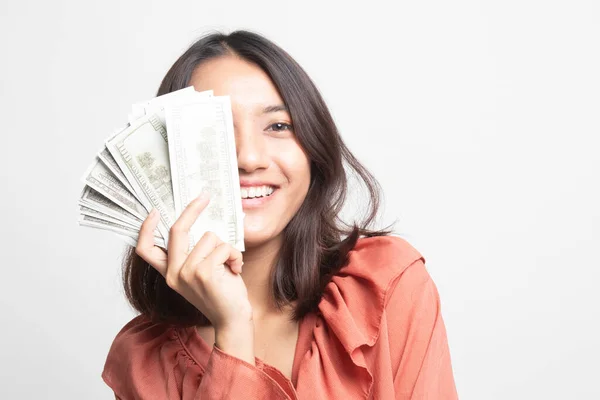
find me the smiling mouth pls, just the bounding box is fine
[240,187,278,208]
[240,185,276,199]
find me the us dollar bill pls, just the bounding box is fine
[129,87,212,126]
[97,146,137,196]
[78,214,165,248]
[79,204,140,230]
[105,89,216,245]
[144,87,211,127]
[165,96,244,251]
[105,113,175,243]
[81,157,148,221]
[79,88,244,250]
[79,185,142,226]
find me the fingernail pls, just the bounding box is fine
[150,209,158,218]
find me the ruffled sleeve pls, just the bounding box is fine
[293,235,457,399]
[385,254,458,399]
[102,315,297,400]
[102,315,201,399]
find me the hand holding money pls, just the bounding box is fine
[136,192,252,332]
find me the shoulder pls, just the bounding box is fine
[102,315,197,398]
[333,234,429,310]
[318,235,429,348]
[349,235,436,309]
[102,314,176,364]
[311,235,440,396]
[343,234,426,286]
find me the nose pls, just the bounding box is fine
[235,123,270,173]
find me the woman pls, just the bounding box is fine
[102,30,458,399]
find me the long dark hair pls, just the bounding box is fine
[122,30,394,327]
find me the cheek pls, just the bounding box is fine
[243,144,310,244]
[276,145,311,193]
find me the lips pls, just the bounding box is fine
[239,178,279,187]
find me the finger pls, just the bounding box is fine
[135,209,168,275]
[187,231,222,261]
[167,193,211,281]
[203,242,244,275]
[179,231,221,280]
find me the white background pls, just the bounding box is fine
[1,1,598,399]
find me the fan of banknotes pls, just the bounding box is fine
[78,86,245,251]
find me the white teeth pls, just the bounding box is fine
[241,185,275,199]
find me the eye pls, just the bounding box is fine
[266,122,293,133]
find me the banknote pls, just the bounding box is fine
[144,87,211,127]
[105,113,173,242]
[79,204,140,230]
[78,185,142,226]
[78,214,165,248]
[106,88,218,245]
[79,88,245,251]
[97,146,137,196]
[165,96,244,251]
[81,157,148,221]
[128,87,212,126]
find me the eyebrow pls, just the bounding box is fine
[261,104,288,114]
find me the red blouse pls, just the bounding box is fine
[102,235,458,399]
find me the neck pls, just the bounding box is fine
[240,235,287,321]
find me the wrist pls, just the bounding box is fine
[214,322,255,365]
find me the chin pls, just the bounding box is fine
[242,224,281,250]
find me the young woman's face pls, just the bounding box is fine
[189,56,311,250]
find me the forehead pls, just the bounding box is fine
[189,56,284,114]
